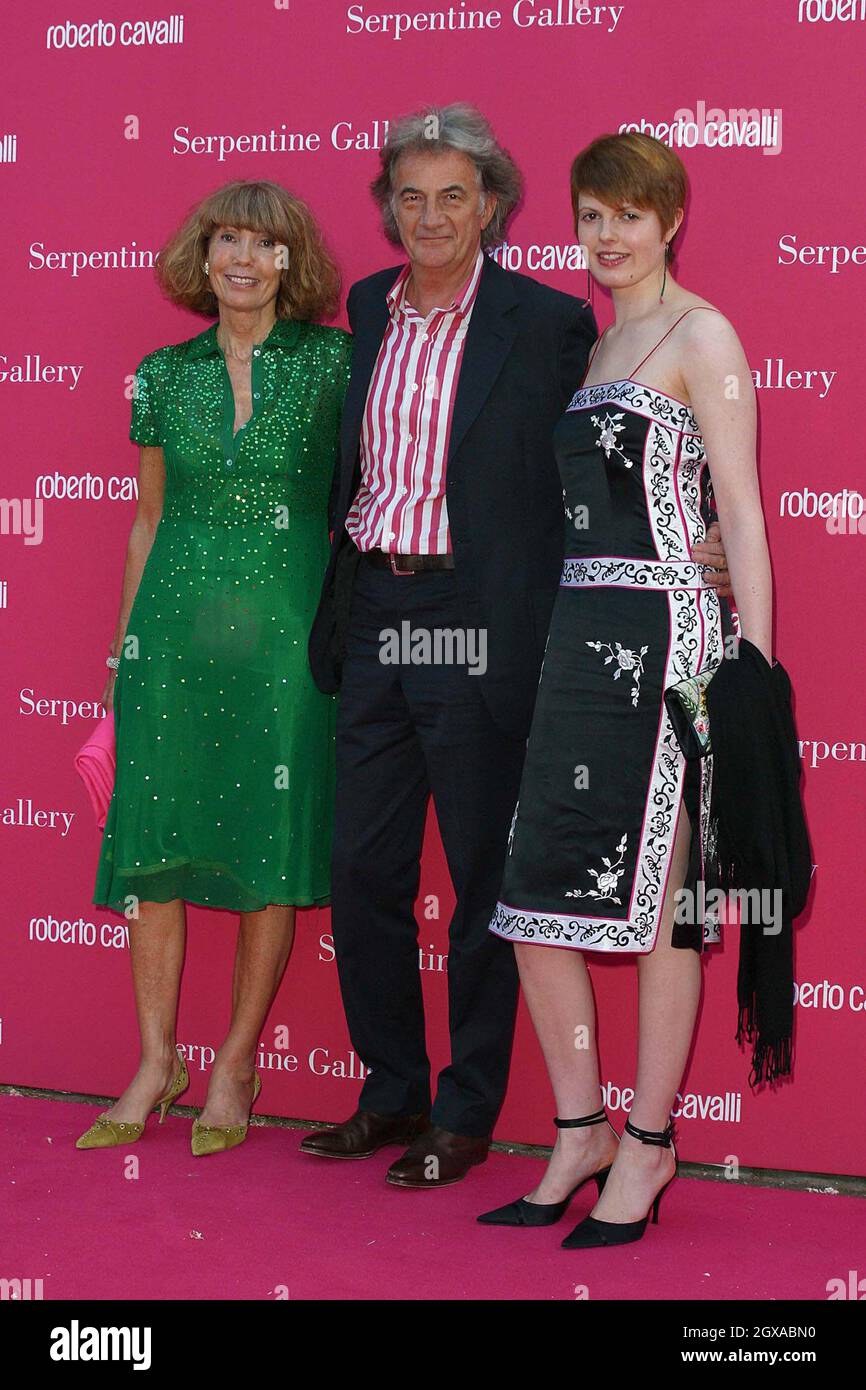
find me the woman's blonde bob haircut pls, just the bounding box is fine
[155,180,340,321]
[570,132,688,260]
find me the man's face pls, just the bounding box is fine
[391,148,496,274]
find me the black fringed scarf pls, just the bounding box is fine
[702,640,812,1086]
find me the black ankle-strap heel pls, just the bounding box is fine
[477,1107,617,1228]
[561,1115,677,1250]
[624,1117,675,1149]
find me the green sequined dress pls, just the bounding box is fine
[94,317,352,912]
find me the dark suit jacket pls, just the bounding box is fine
[308,251,598,740]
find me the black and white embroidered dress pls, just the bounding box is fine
[489,340,726,954]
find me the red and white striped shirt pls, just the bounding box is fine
[345,247,485,554]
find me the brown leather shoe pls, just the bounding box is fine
[299,1108,430,1160]
[386,1125,490,1188]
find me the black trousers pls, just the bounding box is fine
[330,555,524,1136]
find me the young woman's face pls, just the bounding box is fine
[577,194,679,290]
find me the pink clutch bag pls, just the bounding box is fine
[74,710,116,830]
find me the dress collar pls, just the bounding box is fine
[185,316,302,360]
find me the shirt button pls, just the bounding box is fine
[412,383,419,392]
[421,334,428,341]
[225,459,234,469]
[253,349,261,357]
[387,531,395,541]
[253,392,261,399]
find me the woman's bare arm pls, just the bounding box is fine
[682,312,773,663]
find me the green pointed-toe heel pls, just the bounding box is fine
[75,1046,190,1149]
[190,1071,262,1157]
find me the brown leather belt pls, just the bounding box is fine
[360,548,455,575]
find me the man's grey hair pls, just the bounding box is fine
[370,103,524,249]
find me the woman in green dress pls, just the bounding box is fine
[80,181,352,1155]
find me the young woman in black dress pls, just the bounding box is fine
[482,133,772,1247]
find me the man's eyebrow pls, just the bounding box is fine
[398,183,468,195]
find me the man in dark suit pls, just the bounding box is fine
[303,104,727,1186]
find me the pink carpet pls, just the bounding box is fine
[3,1094,861,1301]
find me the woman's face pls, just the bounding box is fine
[576,193,680,291]
[206,225,285,312]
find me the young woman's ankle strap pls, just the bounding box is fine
[624,1117,675,1147]
[553,1107,608,1129]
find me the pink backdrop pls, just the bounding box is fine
[2,0,865,1176]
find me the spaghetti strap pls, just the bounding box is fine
[629,306,721,378]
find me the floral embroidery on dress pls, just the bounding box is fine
[586,640,649,707]
[566,833,628,903]
[591,412,631,467]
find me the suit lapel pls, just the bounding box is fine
[446,255,519,470]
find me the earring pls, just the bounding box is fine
[203,260,209,275]
[584,252,594,309]
[659,245,668,303]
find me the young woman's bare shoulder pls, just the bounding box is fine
[678,296,741,354]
